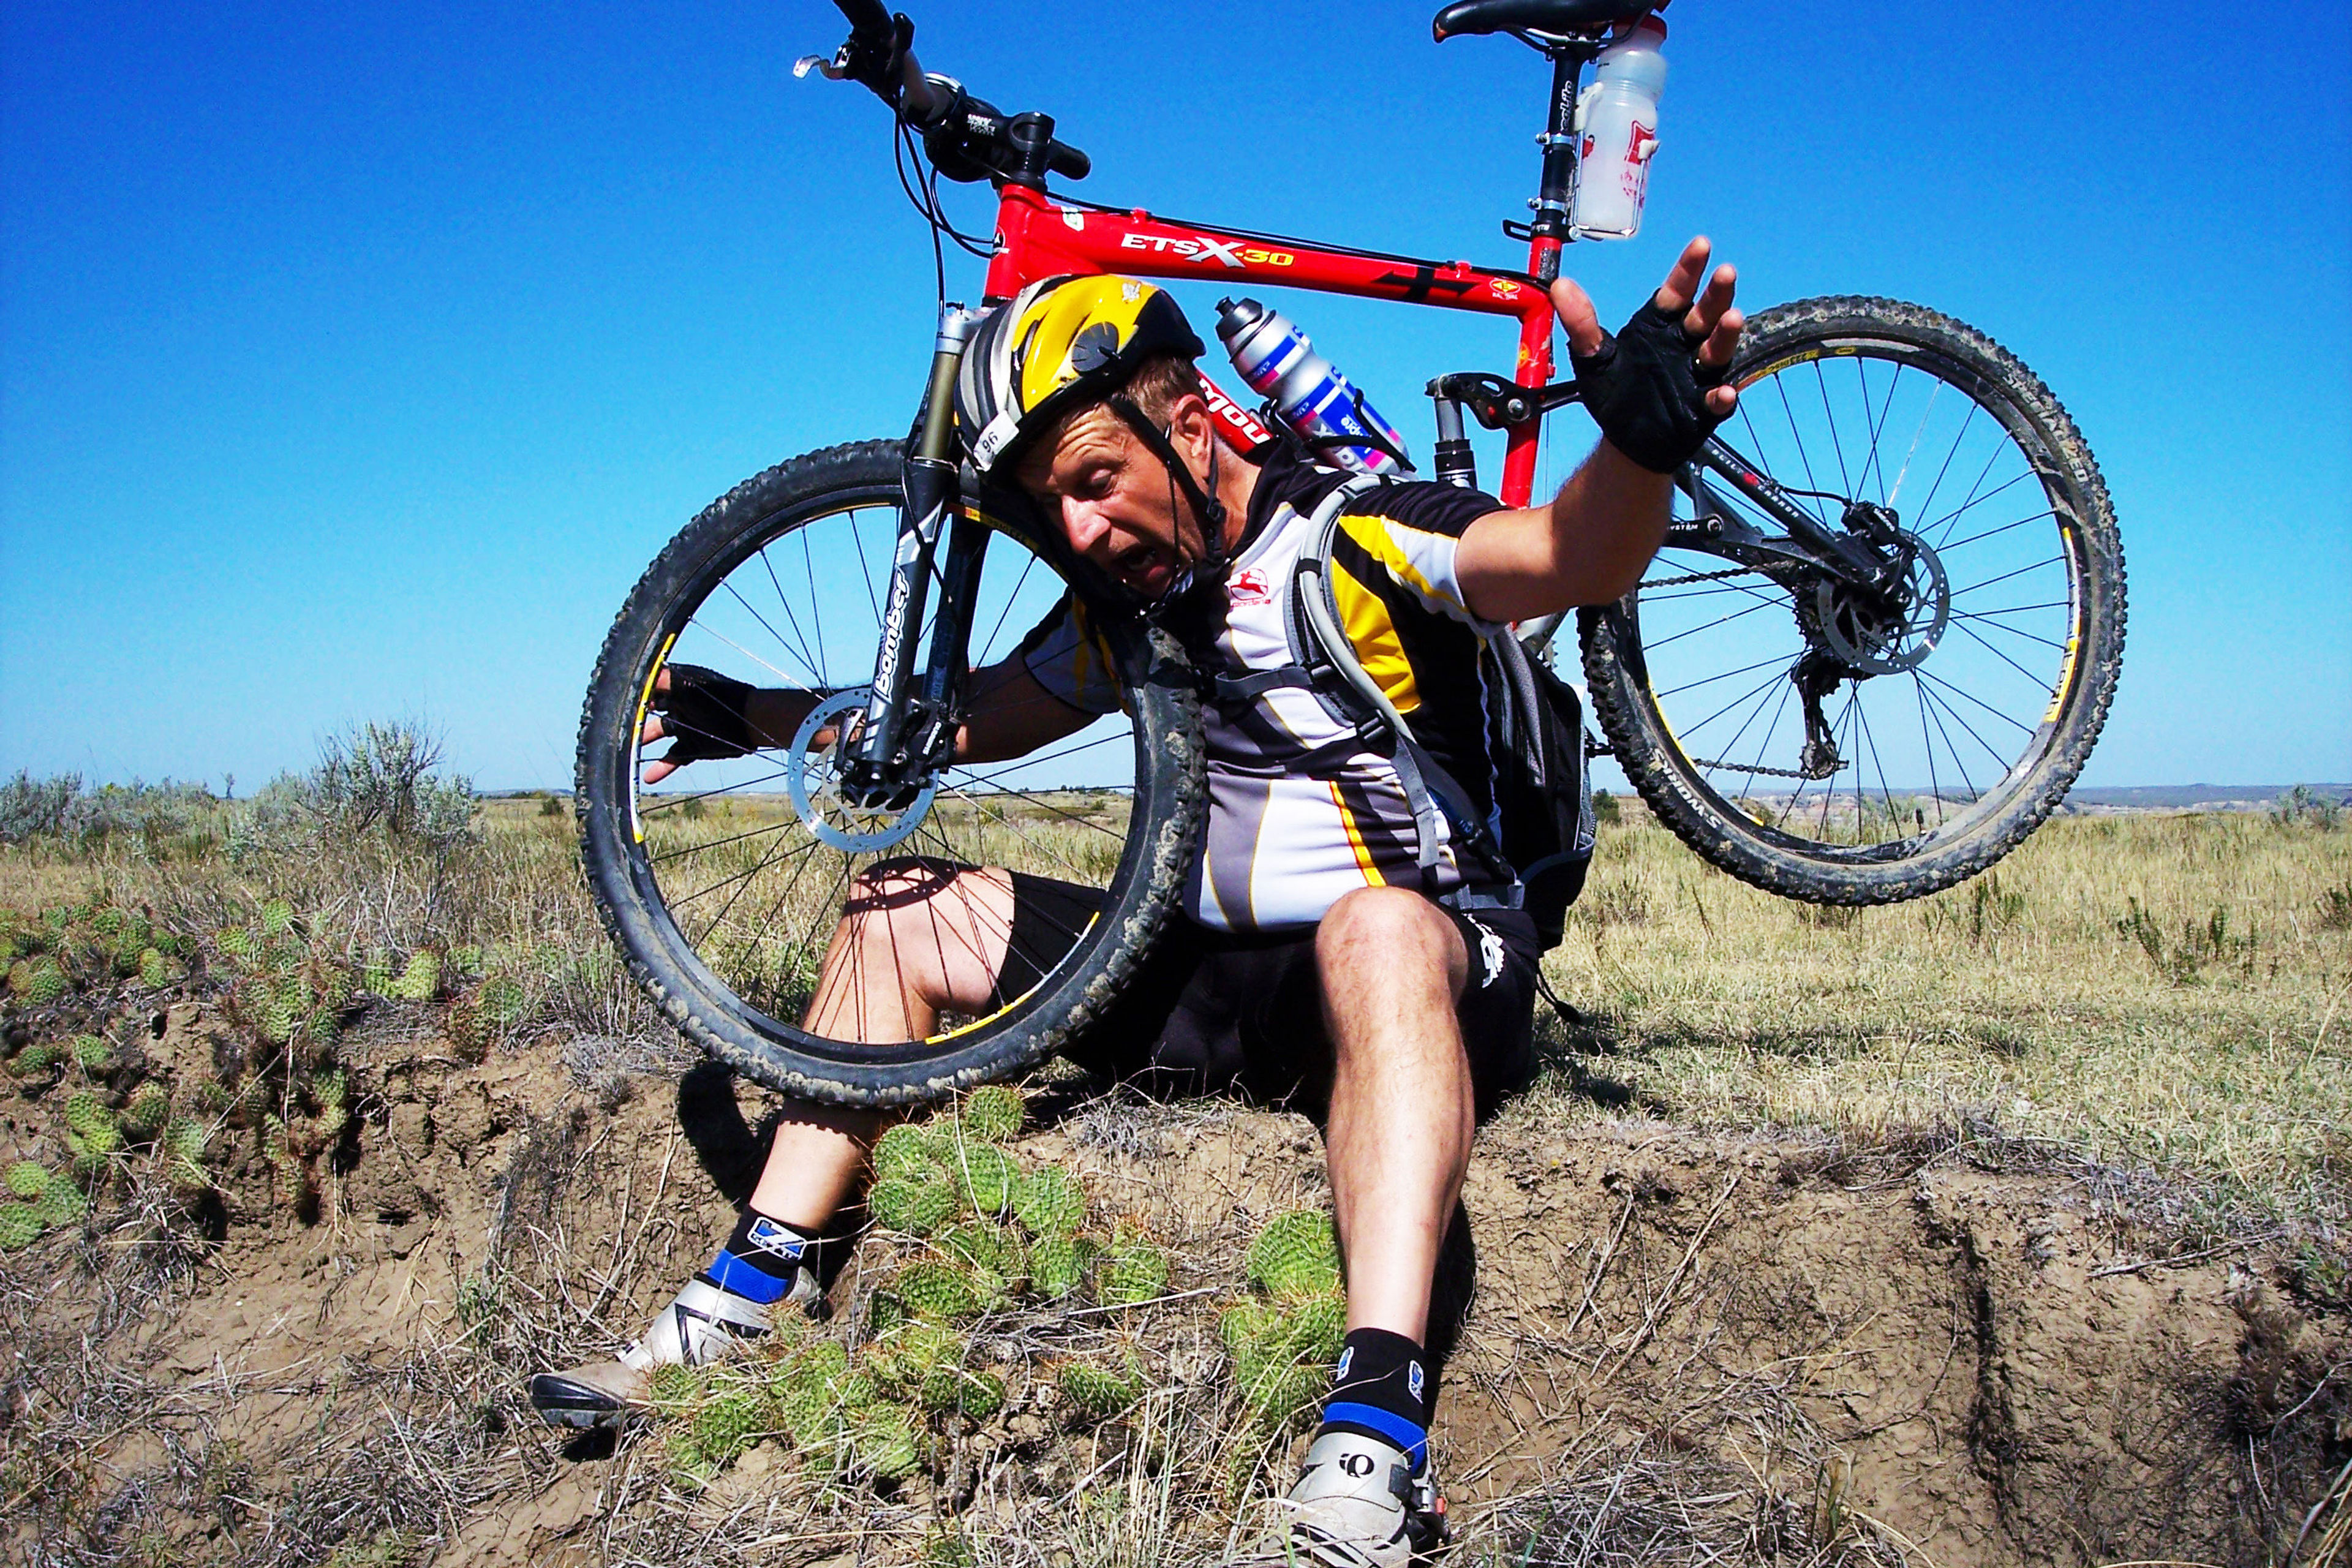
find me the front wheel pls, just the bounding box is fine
[576,440,1204,1106]
[1581,296,2125,904]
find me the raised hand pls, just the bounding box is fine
[1547,236,1744,471]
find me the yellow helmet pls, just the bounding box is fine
[955,275,1204,477]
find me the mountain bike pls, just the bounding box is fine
[574,0,2125,1104]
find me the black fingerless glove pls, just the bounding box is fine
[657,663,760,766]
[1570,298,1730,474]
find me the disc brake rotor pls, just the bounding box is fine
[786,688,938,853]
[1811,532,1950,675]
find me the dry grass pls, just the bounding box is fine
[1540,807,2352,1224]
[4,783,2348,1566]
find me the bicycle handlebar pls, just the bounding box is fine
[821,1,1087,184]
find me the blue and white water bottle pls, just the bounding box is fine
[1215,298,1411,475]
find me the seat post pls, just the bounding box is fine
[1528,48,1588,276]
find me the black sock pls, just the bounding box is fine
[701,1210,821,1305]
[1320,1327,1432,1470]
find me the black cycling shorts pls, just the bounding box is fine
[1000,872,1540,1120]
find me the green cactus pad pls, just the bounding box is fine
[1012,1164,1085,1237]
[30,1180,85,1229]
[124,1084,171,1136]
[1028,1232,1094,1301]
[1284,1291,1347,1363]
[921,1363,1006,1419]
[850,1404,923,1480]
[870,1122,946,1184]
[138,948,168,987]
[9,1039,63,1077]
[938,1219,1022,1279]
[71,1035,112,1071]
[869,1174,959,1237]
[689,1387,768,1464]
[1097,1231,1171,1306]
[388,952,440,1003]
[13,961,67,1005]
[1055,1361,1140,1423]
[0,1207,40,1251]
[258,900,294,937]
[6,1161,49,1198]
[945,1144,1017,1216]
[896,1260,983,1321]
[1243,1361,1329,1425]
[869,1318,960,1388]
[1246,1209,1342,1300]
[646,1362,706,1414]
[64,1091,111,1140]
[960,1084,1025,1143]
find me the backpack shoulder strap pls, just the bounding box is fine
[1292,478,1515,891]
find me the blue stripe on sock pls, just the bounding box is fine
[1320,1401,1428,1469]
[704,1248,793,1304]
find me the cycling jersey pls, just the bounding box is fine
[1018,445,1507,932]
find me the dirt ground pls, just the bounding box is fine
[4,1000,2348,1567]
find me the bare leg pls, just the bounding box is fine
[1314,886,1475,1344]
[747,860,1027,1227]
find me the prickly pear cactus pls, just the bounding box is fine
[895,1259,984,1322]
[1097,1226,1171,1307]
[1013,1164,1085,1237]
[960,1084,1025,1143]
[945,1143,1017,1216]
[1055,1360,1140,1424]
[872,1122,946,1184]
[1245,1208,1341,1300]
[869,1174,958,1237]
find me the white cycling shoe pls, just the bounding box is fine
[527,1266,824,1430]
[1229,1428,1449,1567]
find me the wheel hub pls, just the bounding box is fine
[1809,529,1950,676]
[785,689,938,853]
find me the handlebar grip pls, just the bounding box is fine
[1049,141,1091,181]
[832,0,893,39]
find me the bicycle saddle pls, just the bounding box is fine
[1431,0,1649,41]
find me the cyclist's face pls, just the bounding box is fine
[1023,404,1207,598]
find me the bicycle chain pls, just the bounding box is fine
[1641,566,1762,590]
[1689,757,1846,780]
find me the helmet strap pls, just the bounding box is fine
[1106,393,1231,573]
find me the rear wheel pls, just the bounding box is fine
[576,440,1204,1105]
[1581,296,2125,903]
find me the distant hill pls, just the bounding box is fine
[2060,783,2351,812]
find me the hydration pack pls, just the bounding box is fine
[1270,473,1596,948]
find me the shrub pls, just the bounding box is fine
[233,720,475,860]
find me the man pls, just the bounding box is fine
[533,239,1740,1566]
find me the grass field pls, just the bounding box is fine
[1544,801,2352,1227]
[3,763,2348,1566]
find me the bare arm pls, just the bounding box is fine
[638,662,1091,783]
[1454,237,1744,624]
[954,658,1098,764]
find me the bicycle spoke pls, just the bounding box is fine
[722,577,823,693]
[1951,555,2064,600]
[1656,651,1793,701]
[1643,592,1785,652]
[1948,609,2065,650]
[1939,507,2056,556]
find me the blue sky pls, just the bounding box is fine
[4,0,2346,791]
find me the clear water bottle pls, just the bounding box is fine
[1215,298,1411,475]
[1571,15,1668,240]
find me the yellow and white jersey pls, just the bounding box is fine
[1019,447,1506,933]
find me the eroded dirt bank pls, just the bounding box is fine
[3,1004,2345,1566]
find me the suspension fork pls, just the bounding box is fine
[845,303,981,799]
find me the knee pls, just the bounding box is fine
[841,858,964,950]
[1316,886,1459,981]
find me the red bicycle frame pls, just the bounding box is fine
[983,183,1564,510]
